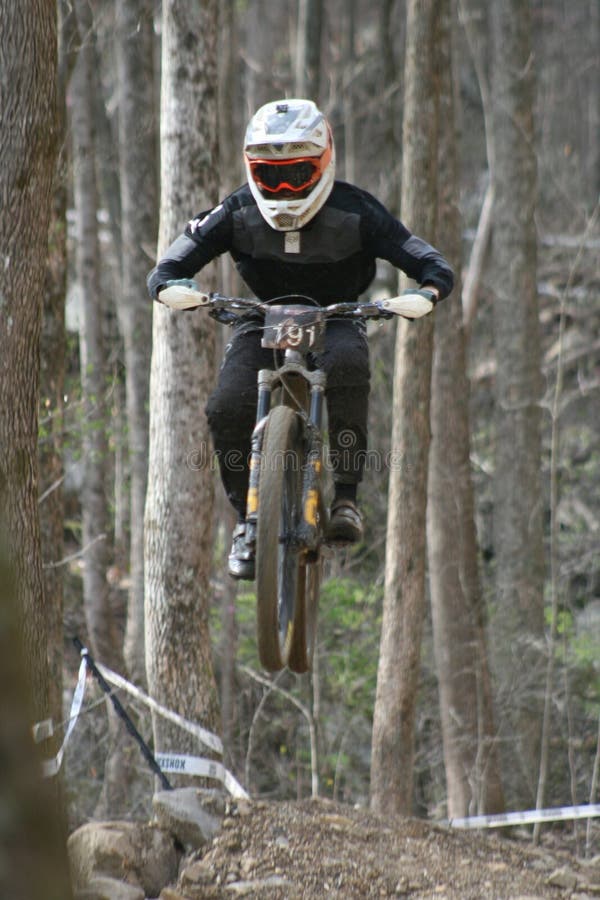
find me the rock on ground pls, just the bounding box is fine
[68,819,178,897]
[153,787,223,850]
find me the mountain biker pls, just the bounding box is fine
[147,98,454,580]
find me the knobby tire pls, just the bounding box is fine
[287,558,321,674]
[288,472,328,672]
[256,406,305,671]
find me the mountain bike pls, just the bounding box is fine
[159,283,435,673]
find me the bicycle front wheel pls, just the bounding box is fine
[288,557,321,674]
[256,405,304,671]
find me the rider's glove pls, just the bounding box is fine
[398,287,439,318]
[418,286,440,303]
[403,287,439,303]
[158,278,206,311]
[157,277,199,300]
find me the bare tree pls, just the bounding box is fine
[457,0,494,332]
[115,0,158,684]
[341,0,357,183]
[71,0,122,673]
[244,0,285,114]
[71,0,138,817]
[0,0,58,722]
[588,0,600,200]
[370,0,441,816]
[489,0,545,804]
[144,0,221,762]
[427,0,504,819]
[39,0,76,747]
[295,0,323,101]
[0,3,71,895]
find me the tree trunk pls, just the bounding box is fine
[341,0,357,183]
[378,0,403,211]
[457,0,493,171]
[427,0,504,819]
[490,0,545,804]
[71,0,122,673]
[295,0,323,101]
[72,1,135,817]
[370,0,440,816]
[218,0,240,191]
[457,0,494,332]
[39,6,70,746]
[145,0,221,765]
[588,0,600,200]
[0,0,57,725]
[116,0,157,685]
[245,0,281,112]
[0,5,71,895]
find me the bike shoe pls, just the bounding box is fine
[326,500,364,544]
[228,523,255,580]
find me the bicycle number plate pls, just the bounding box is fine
[262,305,325,352]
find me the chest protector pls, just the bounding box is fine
[231,204,362,265]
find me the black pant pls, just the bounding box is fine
[205,319,371,519]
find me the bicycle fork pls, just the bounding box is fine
[244,361,327,553]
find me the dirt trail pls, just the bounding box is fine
[170,797,600,899]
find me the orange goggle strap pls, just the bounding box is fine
[247,145,332,194]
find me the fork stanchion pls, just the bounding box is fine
[245,371,272,531]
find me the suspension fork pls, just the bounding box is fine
[244,369,273,546]
[244,364,326,548]
[299,373,326,548]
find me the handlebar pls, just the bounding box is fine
[157,284,436,320]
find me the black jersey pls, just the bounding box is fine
[147,181,454,305]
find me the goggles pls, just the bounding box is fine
[247,147,332,196]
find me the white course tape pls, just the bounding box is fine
[447,803,600,830]
[40,653,88,777]
[156,753,249,800]
[96,663,223,755]
[35,658,247,799]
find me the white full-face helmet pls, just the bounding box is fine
[243,98,335,231]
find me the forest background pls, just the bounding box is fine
[1,0,599,880]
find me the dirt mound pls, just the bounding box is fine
[173,797,600,899]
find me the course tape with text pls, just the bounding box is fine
[37,667,598,823]
[35,656,248,799]
[155,753,248,799]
